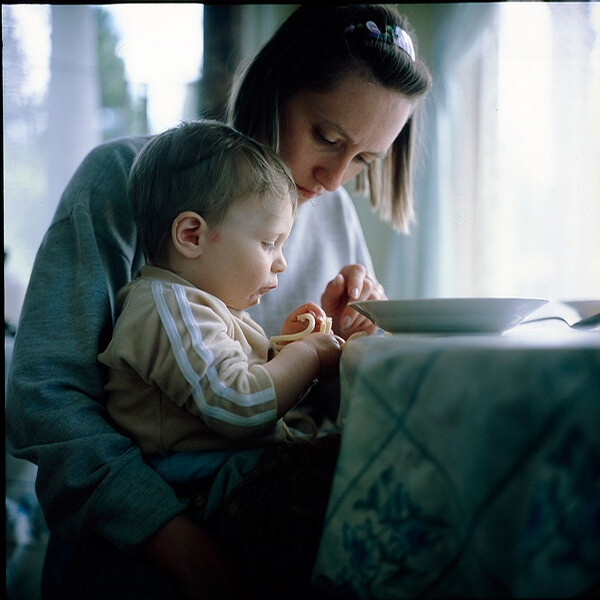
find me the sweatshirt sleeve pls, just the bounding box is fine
[5,137,188,552]
[100,281,278,440]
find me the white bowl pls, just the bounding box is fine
[349,297,548,334]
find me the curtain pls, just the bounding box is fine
[386,2,600,300]
[491,3,600,299]
[383,3,499,299]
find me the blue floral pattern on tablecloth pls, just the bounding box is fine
[313,335,600,598]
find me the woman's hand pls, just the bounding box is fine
[141,513,236,600]
[279,302,328,338]
[321,264,386,337]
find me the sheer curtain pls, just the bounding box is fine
[491,3,600,299]
[3,5,101,329]
[384,2,600,301]
[383,3,498,299]
[433,3,500,297]
[3,4,205,330]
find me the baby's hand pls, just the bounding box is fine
[279,302,328,337]
[298,332,344,381]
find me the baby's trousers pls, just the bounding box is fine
[175,433,342,598]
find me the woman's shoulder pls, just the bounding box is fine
[52,135,154,239]
[65,135,152,190]
[87,134,153,161]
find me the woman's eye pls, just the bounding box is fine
[315,129,336,146]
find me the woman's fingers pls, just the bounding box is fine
[320,266,386,336]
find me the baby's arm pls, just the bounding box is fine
[265,302,368,417]
[262,332,343,418]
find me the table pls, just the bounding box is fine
[313,323,600,598]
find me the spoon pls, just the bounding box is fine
[521,313,600,330]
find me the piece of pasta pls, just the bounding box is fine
[270,313,320,351]
[270,312,365,352]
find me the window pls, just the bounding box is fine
[491,2,600,299]
[445,3,600,299]
[383,3,599,301]
[3,4,204,328]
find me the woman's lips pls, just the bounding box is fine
[297,185,319,200]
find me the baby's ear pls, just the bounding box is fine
[171,211,208,259]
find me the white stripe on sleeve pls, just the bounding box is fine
[152,281,276,427]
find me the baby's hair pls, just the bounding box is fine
[228,4,432,232]
[128,119,297,264]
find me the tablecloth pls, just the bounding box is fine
[313,326,600,598]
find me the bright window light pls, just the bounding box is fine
[3,4,204,327]
[104,4,203,133]
[492,2,600,299]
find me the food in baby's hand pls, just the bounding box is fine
[270,313,333,351]
[270,312,365,351]
[318,316,333,334]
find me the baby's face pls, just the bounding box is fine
[195,194,294,310]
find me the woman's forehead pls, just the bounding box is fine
[298,73,414,153]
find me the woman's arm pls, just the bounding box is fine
[5,138,238,598]
[5,137,187,550]
[141,513,235,600]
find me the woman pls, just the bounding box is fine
[6,4,431,599]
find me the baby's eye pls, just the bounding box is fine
[262,241,276,250]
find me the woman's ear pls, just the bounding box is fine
[171,211,209,259]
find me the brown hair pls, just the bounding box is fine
[227,4,432,232]
[128,119,297,264]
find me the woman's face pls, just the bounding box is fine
[278,72,414,204]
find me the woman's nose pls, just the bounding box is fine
[314,156,351,191]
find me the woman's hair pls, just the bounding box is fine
[128,119,297,265]
[227,4,432,232]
